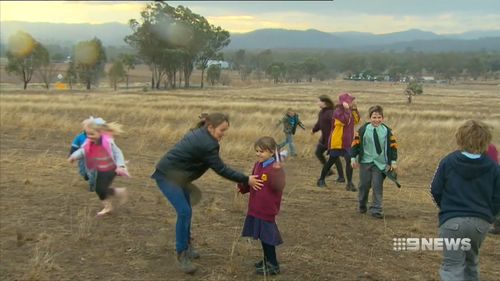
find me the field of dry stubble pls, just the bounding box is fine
[0,80,499,281]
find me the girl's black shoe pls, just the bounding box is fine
[254,260,264,268]
[316,179,327,187]
[256,262,280,275]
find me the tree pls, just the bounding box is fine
[256,49,273,76]
[286,62,304,83]
[302,58,324,82]
[37,62,55,89]
[66,61,77,90]
[407,81,423,95]
[119,54,137,89]
[206,64,221,86]
[125,2,218,89]
[125,2,171,89]
[266,62,286,84]
[5,31,49,89]
[197,25,230,88]
[160,49,184,89]
[108,60,126,91]
[233,49,246,72]
[466,56,486,80]
[405,81,423,104]
[174,5,212,88]
[339,54,366,75]
[74,38,107,90]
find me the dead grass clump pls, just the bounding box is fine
[76,206,94,240]
[23,233,61,281]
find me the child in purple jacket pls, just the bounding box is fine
[317,92,360,190]
[238,136,286,276]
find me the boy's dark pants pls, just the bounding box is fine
[439,217,490,281]
[358,163,383,214]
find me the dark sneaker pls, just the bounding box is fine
[371,213,384,219]
[83,174,89,181]
[187,244,200,259]
[177,251,197,274]
[336,177,346,183]
[327,170,335,177]
[346,182,357,192]
[316,179,327,188]
[254,260,264,268]
[256,262,280,275]
[359,206,367,214]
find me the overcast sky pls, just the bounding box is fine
[1,0,499,34]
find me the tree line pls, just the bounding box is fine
[224,49,500,83]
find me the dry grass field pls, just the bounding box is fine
[1,80,499,281]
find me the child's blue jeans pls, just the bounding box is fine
[78,159,87,178]
[153,172,192,253]
[78,159,95,192]
[279,133,296,156]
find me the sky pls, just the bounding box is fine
[1,0,499,34]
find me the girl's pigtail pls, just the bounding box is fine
[104,122,124,135]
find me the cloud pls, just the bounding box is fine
[1,1,499,34]
[0,1,145,24]
[210,10,500,34]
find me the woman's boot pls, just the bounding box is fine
[177,250,197,274]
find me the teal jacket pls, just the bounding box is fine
[277,114,305,135]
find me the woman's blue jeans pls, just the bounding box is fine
[154,175,192,253]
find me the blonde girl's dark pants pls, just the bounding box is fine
[95,171,116,200]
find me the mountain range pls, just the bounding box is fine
[1,21,500,52]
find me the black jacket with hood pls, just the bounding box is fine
[154,127,248,185]
[430,150,500,226]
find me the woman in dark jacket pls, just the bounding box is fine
[312,95,341,177]
[152,113,262,274]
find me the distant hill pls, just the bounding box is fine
[0,21,132,46]
[1,21,499,52]
[228,28,500,51]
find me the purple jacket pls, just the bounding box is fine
[330,105,360,150]
[312,107,334,147]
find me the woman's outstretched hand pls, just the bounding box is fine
[248,175,263,191]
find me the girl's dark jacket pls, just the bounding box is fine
[155,127,248,185]
[312,107,334,147]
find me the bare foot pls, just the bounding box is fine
[96,200,113,217]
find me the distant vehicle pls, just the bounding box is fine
[207,60,229,69]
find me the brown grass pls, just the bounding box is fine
[1,80,499,280]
